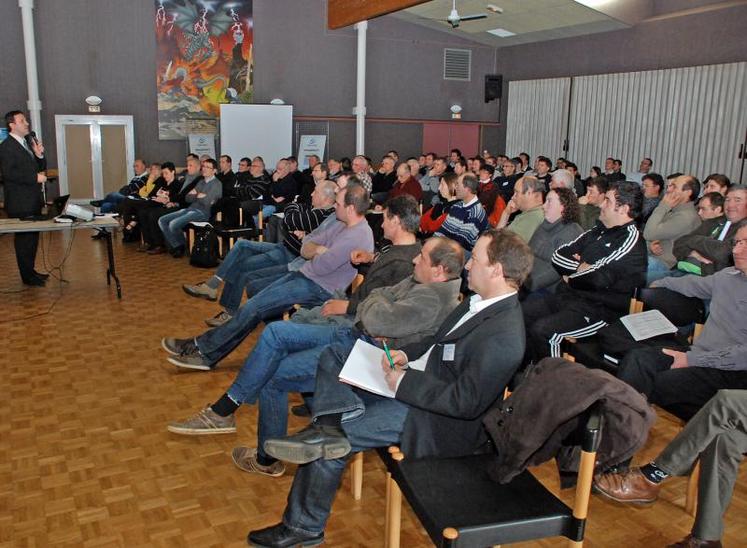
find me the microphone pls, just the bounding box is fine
[28,131,39,146]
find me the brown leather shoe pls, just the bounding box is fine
[667,534,722,548]
[593,467,660,504]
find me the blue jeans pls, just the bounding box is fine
[280,342,409,534]
[255,204,277,228]
[225,322,357,459]
[647,254,675,284]
[216,240,296,313]
[158,208,207,249]
[196,272,332,364]
[100,191,125,213]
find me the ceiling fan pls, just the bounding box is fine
[444,0,488,28]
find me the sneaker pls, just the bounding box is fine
[263,423,351,465]
[161,337,194,356]
[167,406,236,435]
[205,310,232,327]
[232,446,286,477]
[167,344,213,371]
[183,282,218,301]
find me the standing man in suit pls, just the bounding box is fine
[0,111,48,286]
[248,229,533,547]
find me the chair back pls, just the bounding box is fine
[635,287,706,327]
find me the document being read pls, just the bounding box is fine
[620,309,678,341]
[338,339,429,398]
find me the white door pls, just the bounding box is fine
[55,115,135,201]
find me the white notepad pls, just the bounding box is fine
[620,309,678,341]
[338,339,396,398]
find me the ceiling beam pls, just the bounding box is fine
[327,0,430,29]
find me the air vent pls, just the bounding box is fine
[443,48,471,81]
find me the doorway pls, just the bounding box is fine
[54,115,135,201]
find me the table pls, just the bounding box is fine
[0,216,123,298]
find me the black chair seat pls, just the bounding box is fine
[214,225,256,238]
[391,454,575,547]
[568,339,618,374]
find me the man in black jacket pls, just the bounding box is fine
[247,229,532,547]
[522,181,647,362]
[0,110,48,286]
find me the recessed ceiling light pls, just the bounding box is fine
[487,27,515,37]
[486,4,504,14]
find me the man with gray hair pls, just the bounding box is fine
[550,169,576,193]
[496,175,546,243]
[435,173,488,251]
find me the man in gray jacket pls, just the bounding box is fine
[617,221,747,420]
[644,174,701,283]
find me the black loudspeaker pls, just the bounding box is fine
[485,74,503,103]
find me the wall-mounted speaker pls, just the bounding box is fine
[485,74,503,103]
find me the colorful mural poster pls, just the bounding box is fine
[155,0,253,140]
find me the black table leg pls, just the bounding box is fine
[102,229,122,299]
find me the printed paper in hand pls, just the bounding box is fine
[620,309,677,341]
[338,339,395,398]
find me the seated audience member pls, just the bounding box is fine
[534,156,552,186]
[555,157,567,170]
[519,152,531,173]
[168,237,463,477]
[418,152,433,177]
[118,162,163,241]
[496,175,546,243]
[287,156,306,193]
[644,175,702,283]
[406,157,422,182]
[641,173,665,223]
[448,148,463,169]
[435,173,488,252]
[217,154,237,196]
[261,159,297,220]
[371,155,396,203]
[182,180,339,321]
[158,158,222,258]
[617,222,747,419]
[327,158,342,181]
[522,182,646,361]
[137,162,185,254]
[477,164,506,227]
[594,389,746,548]
[388,162,422,202]
[564,161,586,197]
[419,155,447,206]
[607,158,626,182]
[163,182,374,370]
[248,229,532,547]
[697,192,725,221]
[577,176,609,230]
[702,173,731,196]
[628,157,653,186]
[351,155,372,193]
[419,172,460,237]
[673,185,747,276]
[549,168,576,193]
[587,165,603,181]
[235,157,270,201]
[295,161,327,206]
[469,156,484,175]
[494,157,521,203]
[90,158,148,213]
[525,187,584,294]
[452,156,468,178]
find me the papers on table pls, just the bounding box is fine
[620,309,678,341]
[339,339,396,398]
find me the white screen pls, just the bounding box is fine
[219,104,293,170]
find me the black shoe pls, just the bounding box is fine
[23,276,46,287]
[263,423,351,465]
[170,245,186,258]
[33,271,49,280]
[291,404,311,417]
[247,523,323,547]
[90,200,104,207]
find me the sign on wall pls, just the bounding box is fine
[155,0,254,140]
[297,135,327,169]
[188,133,216,159]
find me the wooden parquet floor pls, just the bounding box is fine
[1,229,745,547]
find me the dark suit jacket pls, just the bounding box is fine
[0,135,46,217]
[395,294,525,459]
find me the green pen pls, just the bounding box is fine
[382,340,395,370]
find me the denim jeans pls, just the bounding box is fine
[100,191,125,213]
[255,204,277,228]
[158,208,207,249]
[281,342,409,534]
[216,240,296,313]
[196,272,332,363]
[647,254,675,284]
[225,322,358,459]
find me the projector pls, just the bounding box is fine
[62,202,95,222]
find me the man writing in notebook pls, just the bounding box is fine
[247,229,532,547]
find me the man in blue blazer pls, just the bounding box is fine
[0,111,48,286]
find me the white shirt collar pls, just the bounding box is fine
[463,196,479,207]
[468,291,517,314]
[10,133,27,147]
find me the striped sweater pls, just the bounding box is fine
[435,197,489,251]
